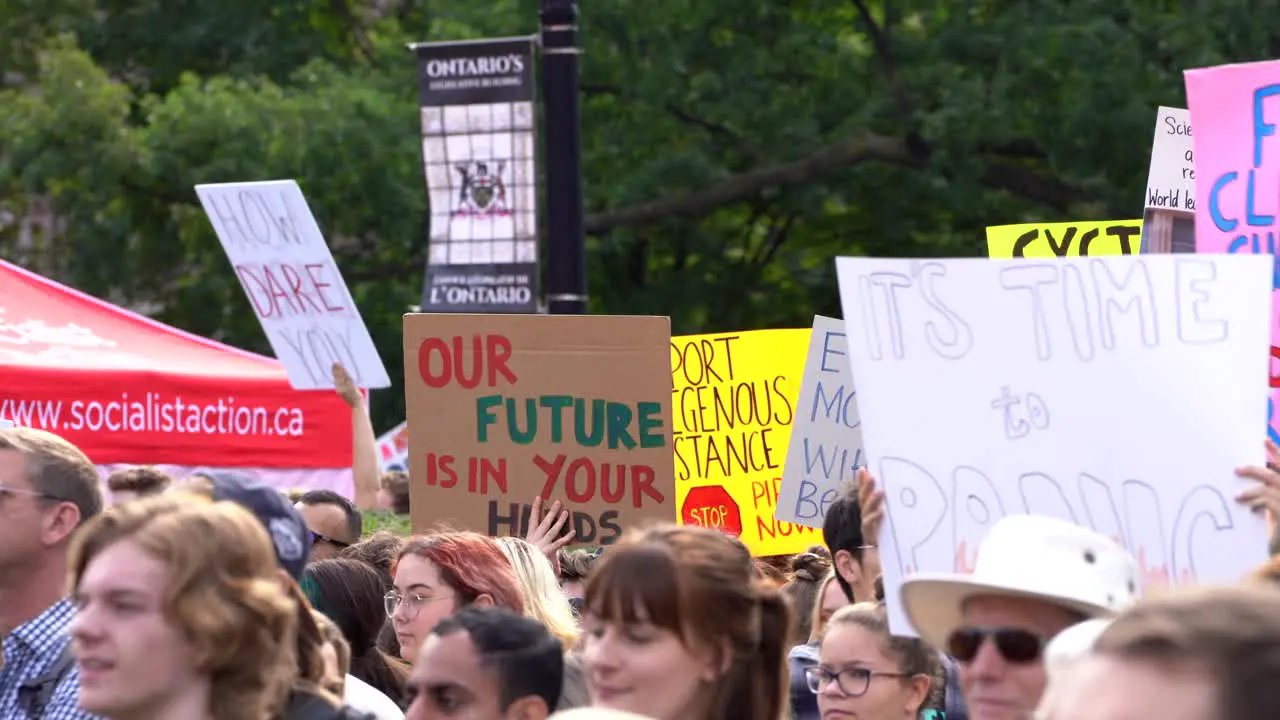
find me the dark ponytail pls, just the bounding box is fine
[722,584,792,720]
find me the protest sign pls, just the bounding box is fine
[775,316,865,528]
[1141,107,1197,254]
[0,418,13,429]
[403,314,674,544]
[835,254,1273,634]
[195,180,390,391]
[987,221,1142,258]
[376,421,410,472]
[1186,60,1280,445]
[1144,107,1195,213]
[671,329,817,556]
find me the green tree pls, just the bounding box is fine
[2,0,1275,430]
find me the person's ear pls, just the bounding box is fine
[504,695,551,720]
[474,593,495,608]
[833,550,861,595]
[905,673,931,715]
[694,639,733,683]
[42,502,82,546]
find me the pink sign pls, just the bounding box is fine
[1186,60,1280,444]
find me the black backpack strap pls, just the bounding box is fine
[17,643,77,719]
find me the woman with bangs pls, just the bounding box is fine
[579,524,791,720]
[67,494,299,720]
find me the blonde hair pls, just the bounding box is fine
[808,570,840,644]
[68,494,298,720]
[179,475,330,688]
[496,536,581,647]
[821,601,943,713]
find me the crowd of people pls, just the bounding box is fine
[6,371,1280,719]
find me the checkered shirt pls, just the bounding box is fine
[0,598,101,719]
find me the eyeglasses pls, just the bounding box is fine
[805,665,909,696]
[310,531,351,549]
[947,626,1044,664]
[384,590,450,620]
[0,484,65,503]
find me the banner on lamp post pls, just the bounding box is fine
[411,36,540,313]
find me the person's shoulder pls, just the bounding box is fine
[281,688,379,720]
[343,674,404,719]
[37,688,104,720]
[788,641,820,663]
[33,659,102,720]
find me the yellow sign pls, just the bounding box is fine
[671,329,818,556]
[986,220,1143,258]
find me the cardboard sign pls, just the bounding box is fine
[403,314,675,545]
[671,329,819,556]
[775,316,865,529]
[1186,60,1280,446]
[195,180,390,391]
[987,221,1143,258]
[835,254,1272,634]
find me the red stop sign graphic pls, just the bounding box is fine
[681,486,743,538]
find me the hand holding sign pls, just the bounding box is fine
[332,363,363,408]
[857,468,885,592]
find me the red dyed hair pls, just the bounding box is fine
[396,531,525,615]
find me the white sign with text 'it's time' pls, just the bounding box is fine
[835,254,1272,635]
[195,180,390,391]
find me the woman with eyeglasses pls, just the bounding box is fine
[809,601,943,720]
[387,531,526,663]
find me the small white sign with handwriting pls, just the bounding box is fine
[195,180,390,390]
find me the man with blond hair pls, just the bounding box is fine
[0,427,104,719]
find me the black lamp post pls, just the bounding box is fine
[539,0,587,315]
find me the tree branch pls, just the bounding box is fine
[584,131,915,233]
[581,82,758,158]
[583,130,1093,234]
[977,158,1092,209]
[850,0,912,120]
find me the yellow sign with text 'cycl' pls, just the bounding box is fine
[986,220,1143,258]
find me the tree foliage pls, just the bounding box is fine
[0,0,1273,429]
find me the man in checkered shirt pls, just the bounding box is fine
[0,427,105,719]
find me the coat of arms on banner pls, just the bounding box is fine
[453,161,512,218]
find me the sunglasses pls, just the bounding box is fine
[946,626,1044,664]
[310,531,351,549]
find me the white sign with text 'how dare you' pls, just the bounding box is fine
[196,180,390,391]
[835,254,1273,634]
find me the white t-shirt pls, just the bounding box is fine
[343,674,404,720]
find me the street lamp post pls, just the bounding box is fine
[539,0,587,315]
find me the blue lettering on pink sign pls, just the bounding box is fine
[1216,84,1280,291]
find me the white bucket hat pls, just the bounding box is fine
[899,514,1140,651]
